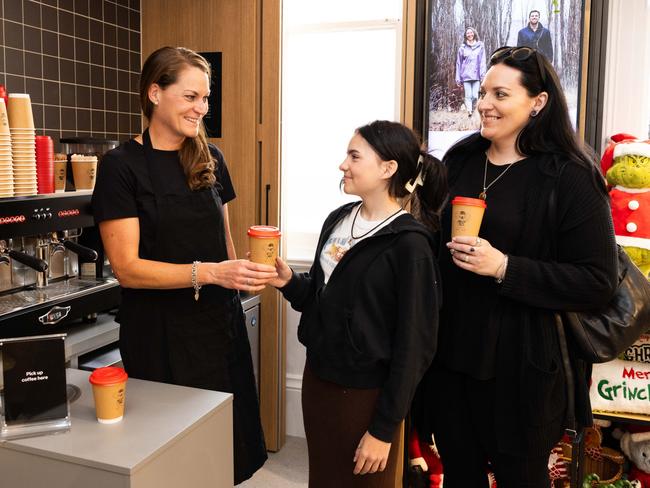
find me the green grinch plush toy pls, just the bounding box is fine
[601,133,650,277]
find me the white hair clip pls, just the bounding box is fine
[405,155,425,193]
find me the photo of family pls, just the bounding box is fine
[425,0,586,157]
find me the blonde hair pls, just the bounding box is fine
[140,46,215,190]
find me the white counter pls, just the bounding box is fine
[0,369,234,488]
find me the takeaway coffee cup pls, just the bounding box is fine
[89,366,128,424]
[71,154,97,190]
[54,154,67,192]
[0,98,9,135]
[248,225,281,266]
[451,196,487,238]
[6,93,35,129]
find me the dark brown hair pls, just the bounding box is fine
[356,121,448,231]
[140,46,215,190]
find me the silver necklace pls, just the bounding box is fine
[479,155,522,200]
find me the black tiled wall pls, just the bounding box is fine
[0,0,141,147]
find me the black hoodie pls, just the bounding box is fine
[280,201,441,442]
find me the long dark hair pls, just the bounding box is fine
[140,46,215,190]
[445,46,607,194]
[357,121,448,231]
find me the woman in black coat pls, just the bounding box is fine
[416,47,618,487]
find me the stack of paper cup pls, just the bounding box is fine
[7,94,37,196]
[0,99,13,198]
[35,136,54,194]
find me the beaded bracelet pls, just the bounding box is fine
[192,260,202,301]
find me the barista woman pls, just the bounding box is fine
[92,46,276,485]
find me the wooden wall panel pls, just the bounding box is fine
[142,0,258,258]
[141,0,284,451]
[257,0,284,451]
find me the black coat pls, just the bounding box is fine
[415,153,618,457]
[280,202,441,442]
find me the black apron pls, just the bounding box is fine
[117,129,267,484]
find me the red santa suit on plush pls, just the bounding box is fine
[408,428,443,488]
[601,135,650,255]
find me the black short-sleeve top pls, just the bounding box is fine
[92,139,235,260]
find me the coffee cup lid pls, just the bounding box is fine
[451,196,487,208]
[89,366,128,386]
[247,225,281,238]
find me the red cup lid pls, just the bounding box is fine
[247,225,281,238]
[89,366,128,386]
[451,196,487,208]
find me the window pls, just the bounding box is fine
[281,0,403,262]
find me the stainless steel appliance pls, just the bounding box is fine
[242,294,260,393]
[0,192,120,340]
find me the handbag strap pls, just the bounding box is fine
[554,312,582,486]
[549,167,584,488]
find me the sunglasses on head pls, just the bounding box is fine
[490,46,547,86]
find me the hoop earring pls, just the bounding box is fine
[530,110,538,117]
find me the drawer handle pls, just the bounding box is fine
[39,306,72,325]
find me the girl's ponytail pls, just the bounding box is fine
[410,151,447,232]
[356,120,448,232]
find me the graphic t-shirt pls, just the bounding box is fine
[320,203,406,283]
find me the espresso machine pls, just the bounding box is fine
[0,192,120,339]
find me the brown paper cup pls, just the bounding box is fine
[91,382,127,423]
[71,160,97,190]
[54,160,67,192]
[451,196,487,238]
[7,94,34,129]
[247,226,281,266]
[89,367,128,424]
[0,100,9,135]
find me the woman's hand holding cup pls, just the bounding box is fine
[447,236,506,279]
[202,259,278,292]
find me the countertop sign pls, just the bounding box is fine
[1,334,68,437]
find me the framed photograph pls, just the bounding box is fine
[424,0,589,158]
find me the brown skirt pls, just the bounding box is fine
[302,363,403,488]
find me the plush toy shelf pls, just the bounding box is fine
[594,411,650,426]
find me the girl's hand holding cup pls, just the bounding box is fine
[269,256,292,289]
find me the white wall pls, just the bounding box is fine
[601,0,650,145]
[284,263,308,438]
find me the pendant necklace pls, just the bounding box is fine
[331,204,403,262]
[479,154,522,200]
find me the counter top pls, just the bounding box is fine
[0,368,233,476]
